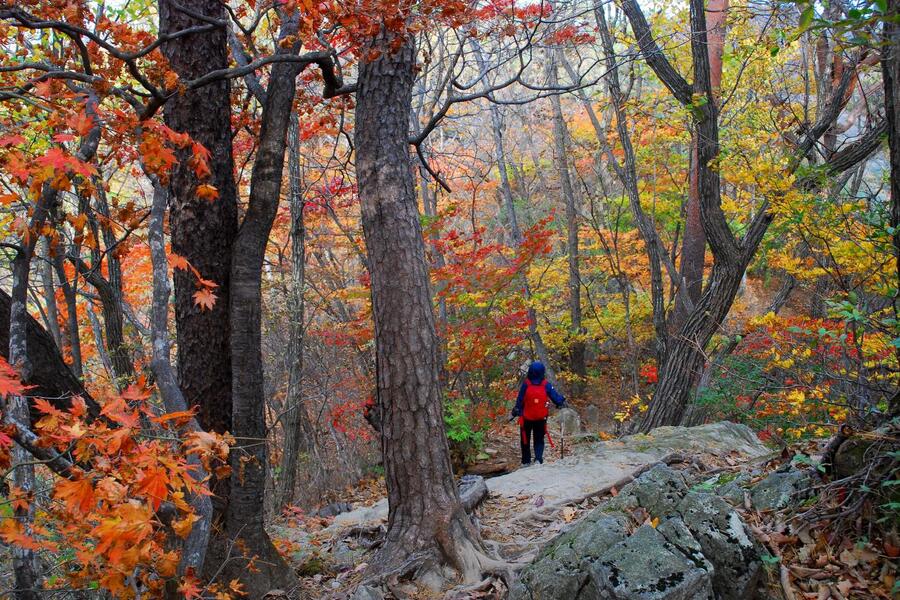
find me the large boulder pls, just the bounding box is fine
[590,525,714,600]
[509,513,629,599]
[604,463,689,518]
[676,492,763,600]
[511,465,764,600]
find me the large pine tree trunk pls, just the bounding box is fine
[355,31,483,581]
[159,0,237,436]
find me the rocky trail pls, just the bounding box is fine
[274,421,818,599]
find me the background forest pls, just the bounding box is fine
[0,0,897,597]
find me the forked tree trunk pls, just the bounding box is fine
[355,31,483,581]
[223,18,300,593]
[620,0,881,431]
[673,0,728,330]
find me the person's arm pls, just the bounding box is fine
[546,382,566,408]
[512,382,527,417]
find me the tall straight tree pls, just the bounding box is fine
[548,54,586,397]
[884,0,900,415]
[355,29,483,580]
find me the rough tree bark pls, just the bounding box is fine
[159,0,237,436]
[548,54,586,397]
[355,31,484,582]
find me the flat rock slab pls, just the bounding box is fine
[332,422,768,530]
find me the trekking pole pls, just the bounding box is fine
[560,421,565,459]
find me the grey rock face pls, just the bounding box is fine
[750,469,810,511]
[676,492,763,600]
[511,464,763,600]
[605,463,689,518]
[509,513,629,600]
[349,584,384,600]
[591,525,714,600]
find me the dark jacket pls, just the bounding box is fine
[513,362,566,418]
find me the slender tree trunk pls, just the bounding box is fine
[7,185,56,599]
[491,104,553,373]
[224,18,300,593]
[146,176,213,581]
[883,0,900,414]
[594,4,669,365]
[356,31,483,581]
[38,237,62,350]
[548,56,586,397]
[277,112,317,509]
[71,256,133,388]
[53,251,82,378]
[472,40,553,376]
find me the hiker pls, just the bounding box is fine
[511,361,566,465]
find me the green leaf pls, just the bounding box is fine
[799,6,814,29]
[875,0,888,13]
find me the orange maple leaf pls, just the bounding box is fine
[193,288,217,311]
[55,478,96,514]
[0,357,30,397]
[169,252,190,271]
[136,467,169,510]
[196,184,219,202]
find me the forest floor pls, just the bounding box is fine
[263,421,900,599]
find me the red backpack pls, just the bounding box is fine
[522,380,549,420]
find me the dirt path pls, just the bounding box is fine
[329,421,768,529]
[278,422,772,597]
